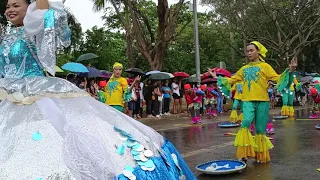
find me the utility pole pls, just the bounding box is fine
[190,0,201,86]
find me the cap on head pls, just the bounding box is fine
[310,88,318,95]
[200,85,207,91]
[99,80,107,87]
[184,84,191,90]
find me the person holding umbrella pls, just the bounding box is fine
[105,62,140,112]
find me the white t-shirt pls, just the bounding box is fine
[140,82,144,100]
[172,82,180,96]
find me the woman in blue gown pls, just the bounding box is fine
[0,0,195,179]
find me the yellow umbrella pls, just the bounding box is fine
[55,66,64,73]
[44,66,64,73]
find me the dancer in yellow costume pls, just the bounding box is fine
[280,76,301,117]
[208,41,297,163]
[105,62,140,112]
[230,82,244,123]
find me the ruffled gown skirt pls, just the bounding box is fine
[0,77,195,180]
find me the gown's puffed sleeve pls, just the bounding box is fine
[23,0,71,76]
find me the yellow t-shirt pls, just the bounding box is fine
[105,77,128,107]
[226,61,282,101]
[232,82,243,100]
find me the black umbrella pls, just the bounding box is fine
[125,68,145,75]
[148,72,171,80]
[76,53,99,62]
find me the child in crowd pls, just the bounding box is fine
[194,87,205,123]
[98,80,107,103]
[205,84,217,118]
[309,87,320,119]
[185,84,203,124]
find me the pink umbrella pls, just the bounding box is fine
[173,72,190,78]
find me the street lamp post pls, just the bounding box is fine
[192,0,201,86]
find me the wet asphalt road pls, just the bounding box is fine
[144,107,320,179]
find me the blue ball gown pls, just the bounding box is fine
[0,1,195,180]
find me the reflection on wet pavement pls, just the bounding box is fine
[158,109,320,179]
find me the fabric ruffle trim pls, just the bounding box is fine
[281,106,289,116]
[230,110,238,122]
[254,134,274,163]
[123,87,132,103]
[234,128,274,163]
[315,83,320,92]
[295,83,302,91]
[218,76,231,97]
[288,106,295,117]
[238,113,244,122]
[276,69,293,92]
[234,128,256,158]
[0,89,89,105]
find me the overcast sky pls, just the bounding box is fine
[65,0,211,31]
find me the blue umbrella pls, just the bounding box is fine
[62,62,89,73]
[78,67,101,78]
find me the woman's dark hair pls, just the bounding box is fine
[5,0,31,4]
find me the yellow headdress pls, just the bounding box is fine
[250,41,268,62]
[113,62,123,69]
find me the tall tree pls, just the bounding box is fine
[92,0,190,70]
[0,0,8,32]
[92,0,136,68]
[203,0,320,70]
[81,26,127,70]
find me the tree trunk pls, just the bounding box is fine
[243,39,247,63]
[230,30,235,67]
[151,43,166,70]
[126,32,135,68]
[241,9,248,63]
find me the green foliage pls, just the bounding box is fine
[163,13,243,74]
[80,26,127,70]
[0,0,7,32]
[2,0,320,74]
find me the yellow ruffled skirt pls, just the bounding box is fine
[254,134,274,163]
[234,128,256,158]
[234,128,274,163]
[288,106,295,117]
[281,106,289,116]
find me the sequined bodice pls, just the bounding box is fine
[0,28,44,78]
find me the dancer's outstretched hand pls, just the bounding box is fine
[289,57,297,72]
[207,68,217,79]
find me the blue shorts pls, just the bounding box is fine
[128,101,136,110]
